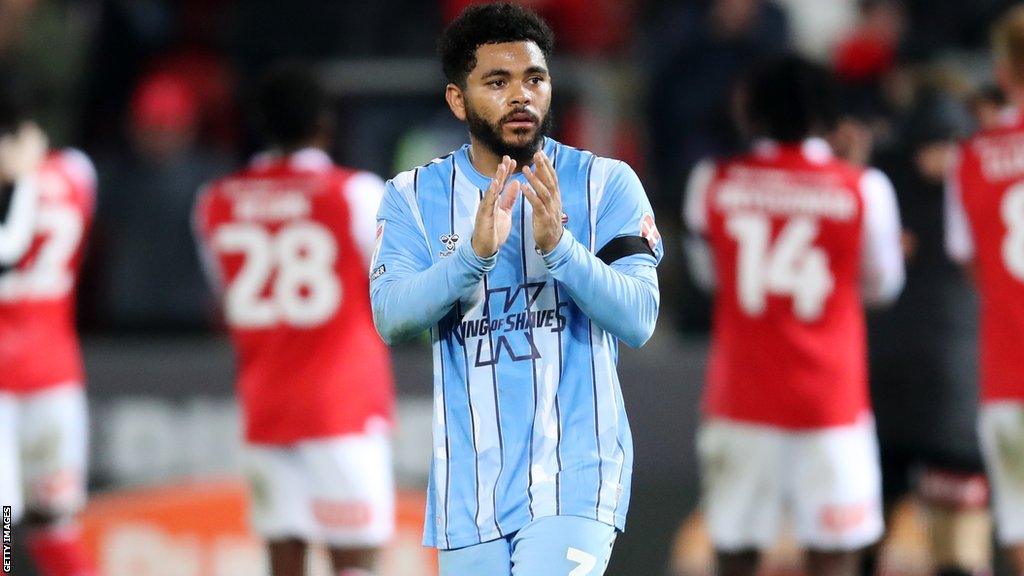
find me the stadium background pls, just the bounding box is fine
[0,0,1009,574]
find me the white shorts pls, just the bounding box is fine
[698,416,884,551]
[979,401,1024,545]
[244,433,395,548]
[0,385,89,524]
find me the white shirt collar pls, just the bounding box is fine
[249,147,333,171]
[752,137,833,164]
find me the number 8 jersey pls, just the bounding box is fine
[947,114,1024,404]
[685,139,904,429]
[0,150,96,394]
[194,149,394,445]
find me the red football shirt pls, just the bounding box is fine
[947,115,1024,403]
[687,139,903,429]
[195,149,395,445]
[0,150,96,394]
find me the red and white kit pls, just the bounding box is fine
[0,149,96,523]
[947,114,1024,544]
[195,148,396,545]
[685,139,904,550]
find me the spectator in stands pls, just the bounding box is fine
[442,0,635,55]
[833,0,906,122]
[867,89,991,576]
[92,70,230,331]
[646,0,790,213]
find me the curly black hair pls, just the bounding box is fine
[745,55,840,143]
[439,2,554,87]
[254,63,330,150]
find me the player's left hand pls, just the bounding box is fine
[522,150,563,254]
[0,122,47,183]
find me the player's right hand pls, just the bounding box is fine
[472,155,521,258]
[0,122,47,183]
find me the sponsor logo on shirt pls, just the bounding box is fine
[439,233,460,258]
[370,264,386,280]
[451,281,567,367]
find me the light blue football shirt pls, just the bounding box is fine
[370,137,663,549]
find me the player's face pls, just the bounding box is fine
[451,41,552,164]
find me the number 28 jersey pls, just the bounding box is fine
[687,139,902,429]
[195,149,394,445]
[947,115,1024,403]
[0,150,96,394]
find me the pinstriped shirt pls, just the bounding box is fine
[370,138,663,549]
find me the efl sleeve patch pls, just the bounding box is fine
[640,213,661,250]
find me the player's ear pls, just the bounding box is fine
[446,83,467,122]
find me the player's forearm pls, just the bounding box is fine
[684,234,716,293]
[861,259,904,307]
[542,230,660,348]
[371,242,496,344]
[0,176,39,265]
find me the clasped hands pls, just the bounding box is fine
[470,150,564,259]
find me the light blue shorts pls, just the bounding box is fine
[438,515,617,576]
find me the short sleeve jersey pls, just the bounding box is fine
[195,149,395,444]
[947,116,1024,402]
[0,150,96,394]
[689,140,873,429]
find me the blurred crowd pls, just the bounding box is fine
[0,0,1013,338]
[4,1,1023,574]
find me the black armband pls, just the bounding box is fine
[595,235,654,265]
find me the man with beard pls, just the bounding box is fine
[370,4,663,575]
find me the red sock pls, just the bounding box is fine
[27,524,97,576]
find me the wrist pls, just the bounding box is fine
[471,237,496,259]
[540,228,574,267]
[537,228,563,255]
[460,241,498,274]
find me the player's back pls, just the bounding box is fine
[196,150,394,444]
[696,140,870,428]
[952,117,1024,402]
[0,149,96,393]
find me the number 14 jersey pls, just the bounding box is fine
[686,139,903,429]
[195,149,394,445]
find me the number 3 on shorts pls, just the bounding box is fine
[567,547,596,575]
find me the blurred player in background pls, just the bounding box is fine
[866,91,990,576]
[946,6,1024,573]
[0,88,99,576]
[0,111,43,273]
[371,4,662,575]
[970,84,1009,132]
[194,65,396,576]
[684,56,904,576]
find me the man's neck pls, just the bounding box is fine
[281,141,324,156]
[1009,88,1024,116]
